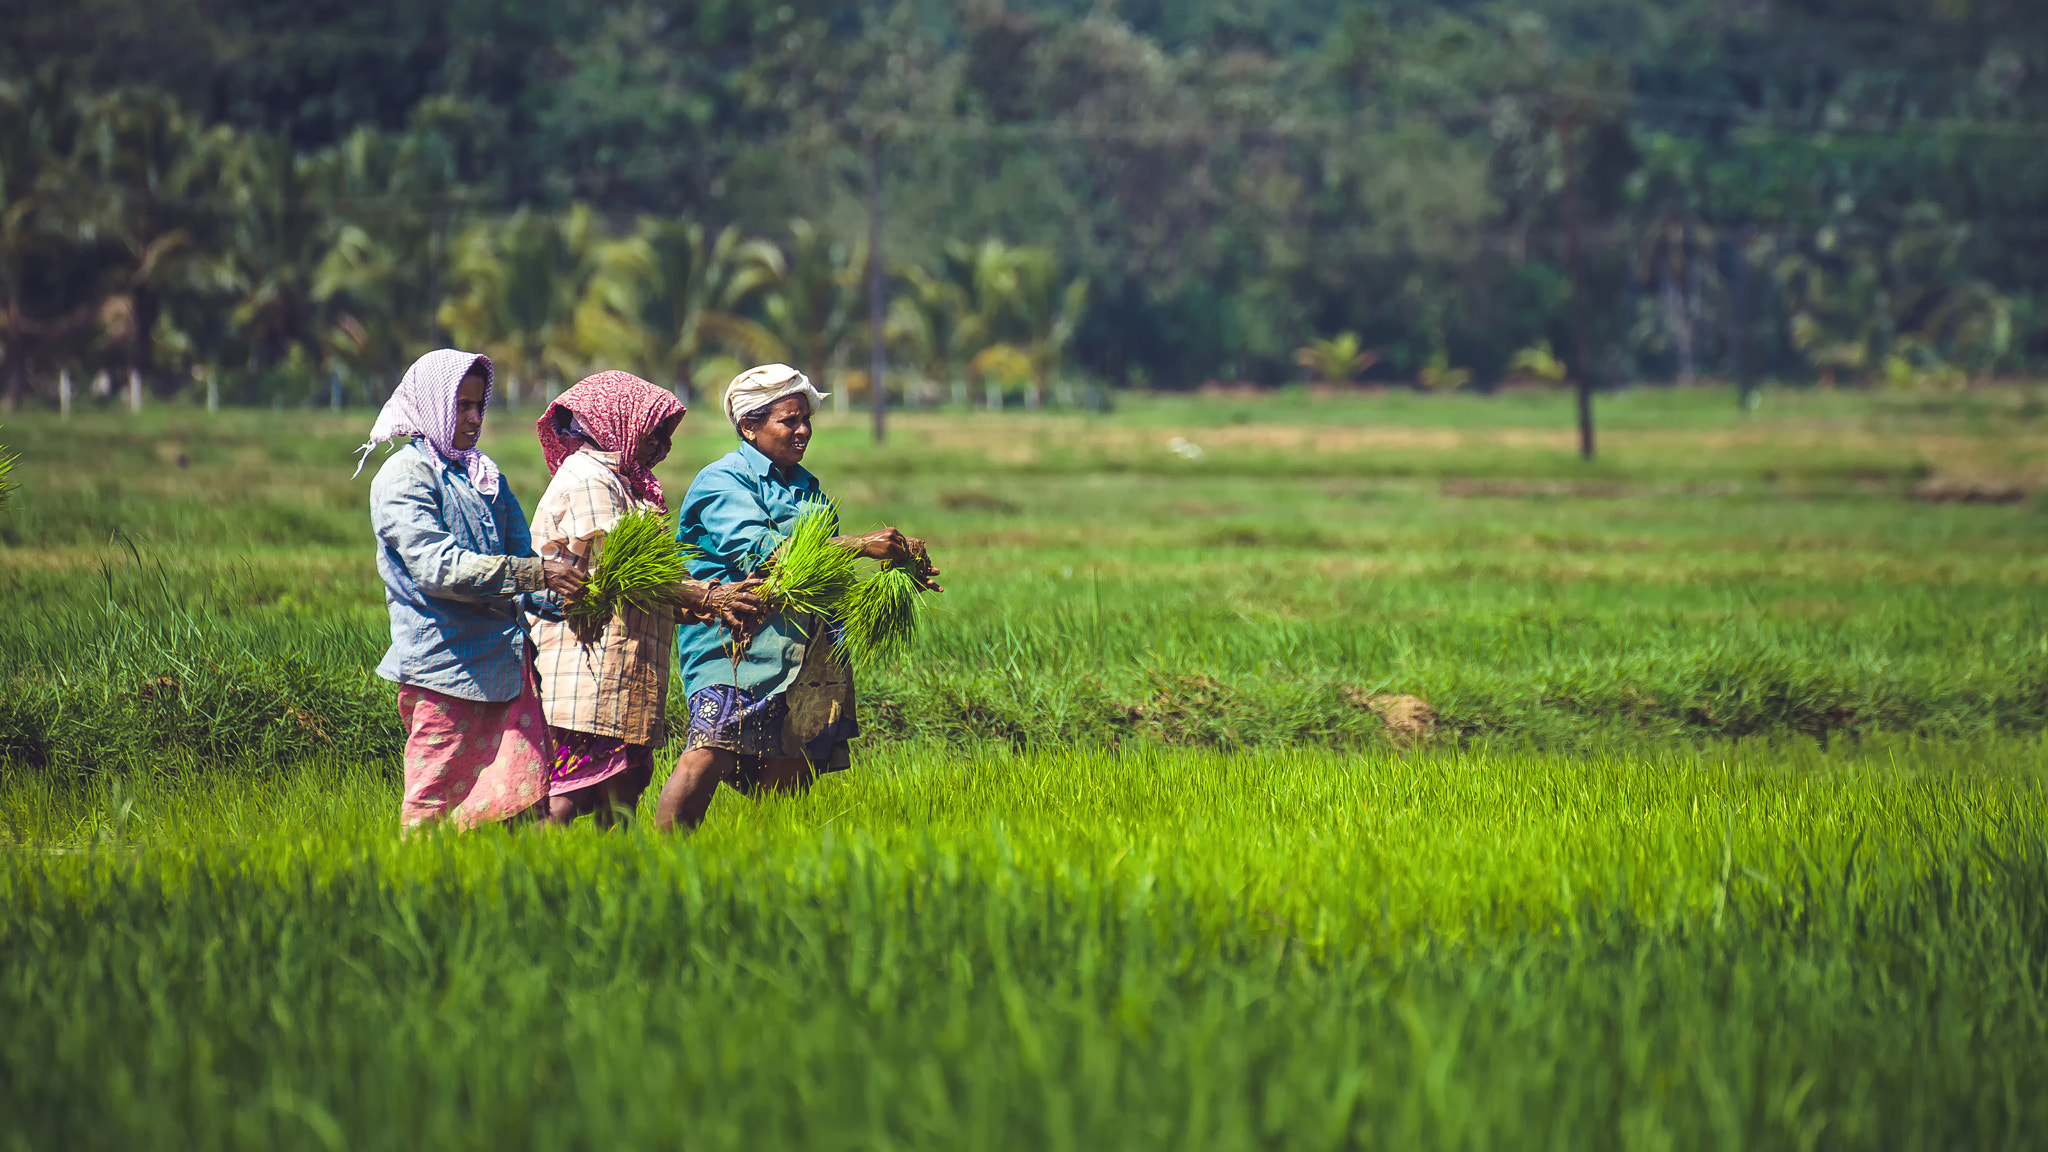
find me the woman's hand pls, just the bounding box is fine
[674,577,769,630]
[543,558,588,602]
[836,528,943,592]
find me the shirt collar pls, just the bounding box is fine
[576,444,624,470]
[736,440,817,490]
[415,438,462,479]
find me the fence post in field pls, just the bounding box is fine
[330,372,343,411]
[59,370,72,418]
[206,373,219,414]
[128,370,142,415]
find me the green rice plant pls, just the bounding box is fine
[569,507,694,634]
[835,562,923,673]
[762,500,856,619]
[3,739,2047,1148]
[0,429,15,510]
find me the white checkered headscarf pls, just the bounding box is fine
[353,349,501,496]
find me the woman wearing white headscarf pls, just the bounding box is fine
[652,364,941,831]
[359,348,585,830]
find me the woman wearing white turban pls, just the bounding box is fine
[653,364,941,831]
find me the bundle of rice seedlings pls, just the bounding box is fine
[568,507,692,636]
[761,500,856,619]
[834,562,924,673]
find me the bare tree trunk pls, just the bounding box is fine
[1560,108,1597,462]
[1663,255,1695,383]
[2,356,22,415]
[866,129,888,446]
[1685,232,1704,383]
[428,209,448,347]
[133,284,169,397]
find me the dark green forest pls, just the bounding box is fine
[3,0,2044,406]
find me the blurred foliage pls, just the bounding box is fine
[1,0,2046,407]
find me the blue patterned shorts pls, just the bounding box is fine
[683,685,856,793]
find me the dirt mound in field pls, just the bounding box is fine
[1342,688,1437,744]
[1910,477,2028,504]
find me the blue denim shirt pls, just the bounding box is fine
[674,441,835,700]
[370,441,545,703]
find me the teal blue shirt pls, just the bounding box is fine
[674,442,838,700]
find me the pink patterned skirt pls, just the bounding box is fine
[396,676,552,830]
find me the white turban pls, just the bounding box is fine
[724,363,828,429]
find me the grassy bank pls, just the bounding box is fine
[5,738,2045,1149]
[4,388,2047,766]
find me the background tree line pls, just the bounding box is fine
[2,0,2044,408]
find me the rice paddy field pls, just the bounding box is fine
[4,385,2048,1149]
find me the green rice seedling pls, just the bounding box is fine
[0,429,15,510]
[4,739,2047,1148]
[569,507,693,635]
[762,500,856,619]
[836,562,922,672]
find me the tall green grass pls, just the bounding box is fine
[5,398,2047,1146]
[4,398,2047,771]
[3,738,2044,1149]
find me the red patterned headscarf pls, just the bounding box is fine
[537,371,687,509]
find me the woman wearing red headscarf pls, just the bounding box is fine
[528,370,763,827]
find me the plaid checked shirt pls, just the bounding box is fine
[527,447,674,746]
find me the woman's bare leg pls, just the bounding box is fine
[592,773,649,829]
[544,794,582,827]
[754,757,814,795]
[655,747,735,832]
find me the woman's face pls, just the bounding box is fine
[743,396,812,470]
[453,371,489,450]
[637,413,682,469]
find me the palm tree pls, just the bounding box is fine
[754,218,862,398]
[935,238,1030,406]
[1633,216,1716,383]
[0,72,100,410]
[1004,246,1088,408]
[642,220,784,401]
[1293,332,1378,385]
[440,205,609,403]
[313,122,468,388]
[222,132,336,376]
[888,261,976,402]
[78,89,239,397]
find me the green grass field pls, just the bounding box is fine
[4,385,2047,1148]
